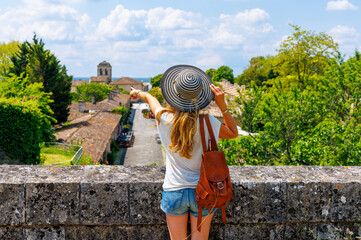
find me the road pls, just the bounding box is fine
[123,103,165,166]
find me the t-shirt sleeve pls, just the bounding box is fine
[155,107,173,124]
[155,106,163,116]
[208,115,222,142]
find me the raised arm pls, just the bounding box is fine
[130,88,162,114]
[210,84,238,139]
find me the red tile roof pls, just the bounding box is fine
[110,77,142,85]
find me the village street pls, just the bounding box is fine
[123,102,164,166]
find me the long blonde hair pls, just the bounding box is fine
[156,104,198,159]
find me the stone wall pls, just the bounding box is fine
[0,165,360,240]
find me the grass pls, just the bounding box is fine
[41,153,73,165]
[41,145,77,165]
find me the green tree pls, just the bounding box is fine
[150,74,163,88]
[235,56,277,86]
[148,86,164,103]
[223,50,361,166]
[0,41,20,77]
[274,24,338,86]
[75,82,113,102]
[0,74,55,142]
[221,27,361,166]
[212,65,234,83]
[206,68,216,79]
[0,74,55,164]
[9,34,72,124]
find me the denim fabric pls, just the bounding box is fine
[160,188,217,217]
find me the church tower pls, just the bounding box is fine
[97,61,112,84]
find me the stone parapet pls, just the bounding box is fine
[0,165,360,239]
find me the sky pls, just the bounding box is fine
[0,0,360,78]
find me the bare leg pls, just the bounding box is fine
[189,212,214,240]
[165,213,189,240]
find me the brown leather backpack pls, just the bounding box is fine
[195,114,233,231]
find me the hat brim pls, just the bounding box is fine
[161,65,213,112]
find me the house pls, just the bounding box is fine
[55,91,131,164]
[71,80,86,92]
[109,77,146,92]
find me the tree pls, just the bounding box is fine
[220,27,361,166]
[274,24,338,86]
[150,74,163,88]
[75,82,113,102]
[0,74,55,141]
[235,56,277,86]
[206,68,216,79]
[9,34,72,124]
[148,86,164,104]
[0,41,20,77]
[212,65,234,83]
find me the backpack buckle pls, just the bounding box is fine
[217,182,224,190]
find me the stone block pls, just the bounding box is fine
[0,227,25,240]
[25,183,79,225]
[0,184,24,225]
[129,183,165,224]
[80,183,128,224]
[25,226,65,240]
[229,182,286,224]
[331,182,361,222]
[284,223,361,240]
[286,182,332,222]
[65,226,128,240]
[223,224,284,240]
[208,223,224,240]
[127,224,169,239]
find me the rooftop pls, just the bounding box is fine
[98,60,111,67]
[110,77,143,86]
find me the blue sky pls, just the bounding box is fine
[1,0,360,78]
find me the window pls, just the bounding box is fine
[105,68,108,75]
[100,68,103,75]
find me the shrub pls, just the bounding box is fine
[0,98,44,164]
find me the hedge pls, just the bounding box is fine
[0,98,43,164]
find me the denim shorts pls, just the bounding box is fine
[160,188,217,217]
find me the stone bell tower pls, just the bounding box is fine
[97,61,112,84]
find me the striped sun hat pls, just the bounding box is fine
[161,65,213,112]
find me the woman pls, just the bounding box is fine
[130,65,238,240]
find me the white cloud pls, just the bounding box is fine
[329,25,359,44]
[328,25,360,54]
[0,2,277,76]
[326,0,358,11]
[210,8,273,48]
[196,53,223,67]
[97,5,147,39]
[0,0,91,42]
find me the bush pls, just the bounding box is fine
[0,98,44,164]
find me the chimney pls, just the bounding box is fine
[91,96,95,104]
[79,100,86,113]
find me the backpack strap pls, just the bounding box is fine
[204,115,218,151]
[197,205,203,232]
[199,115,207,152]
[221,205,227,223]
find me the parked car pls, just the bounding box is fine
[155,134,161,144]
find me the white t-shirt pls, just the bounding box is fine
[155,107,222,191]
